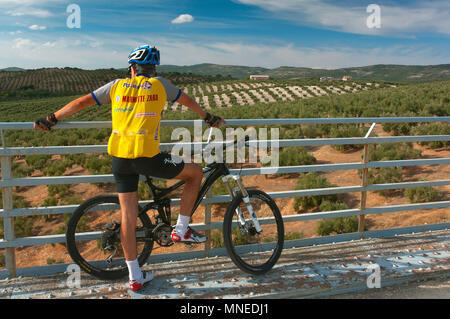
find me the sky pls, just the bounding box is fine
[0,0,449,69]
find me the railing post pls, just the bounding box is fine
[203,188,212,257]
[359,123,376,237]
[1,155,16,278]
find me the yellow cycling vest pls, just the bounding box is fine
[107,76,167,158]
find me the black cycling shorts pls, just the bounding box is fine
[111,152,185,193]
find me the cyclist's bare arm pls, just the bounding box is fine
[177,92,226,127]
[54,94,97,120]
[34,94,97,131]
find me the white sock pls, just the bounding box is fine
[175,214,190,235]
[126,259,142,281]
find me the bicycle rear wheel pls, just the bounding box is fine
[66,194,154,280]
[223,189,284,275]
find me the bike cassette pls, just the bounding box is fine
[101,223,120,250]
[152,223,174,247]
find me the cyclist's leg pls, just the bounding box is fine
[111,156,143,281]
[133,153,204,242]
[118,191,139,261]
[118,191,150,284]
[171,163,204,242]
[173,163,203,218]
[134,152,201,218]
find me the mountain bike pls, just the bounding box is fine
[65,133,284,280]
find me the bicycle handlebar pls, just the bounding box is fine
[204,127,251,150]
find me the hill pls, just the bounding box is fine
[0,67,25,72]
[158,63,450,82]
[0,67,233,101]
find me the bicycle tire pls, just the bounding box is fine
[223,189,284,275]
[66,194,154,280]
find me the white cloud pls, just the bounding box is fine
[12,38,34,49]
[235,0,450,36]
[29,24,46,31]
[7,7,53,18]
[0,0,59,5]
[171,14,194,24]
[0,35,125,69]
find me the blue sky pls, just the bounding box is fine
[0,0,449,69]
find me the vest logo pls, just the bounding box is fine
[122,81,153,90]
[121,95,159,103]
[136,112,156,118]
[164,158,178,166]
[142,81,152,90]
[114,107,134,112]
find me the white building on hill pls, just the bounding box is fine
[250,75,270,80]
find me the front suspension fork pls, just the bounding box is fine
[222,174,262,233]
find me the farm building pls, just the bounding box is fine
[250,75,270,80]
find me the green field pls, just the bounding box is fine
[1,78,448,177]
[1,78,449,148]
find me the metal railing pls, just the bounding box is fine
[1,117,449,278]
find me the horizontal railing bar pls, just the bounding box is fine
[201,209,363,231]
[283,222,450,251]
[238,158,450,176]
[1,135,450,156]
[0,186,359,218]
[366,158,450,168]
[278,209,363,223]
[364,201,450,214]
[0,145,107,156]
[0,234,66,248]
[236,163,364,175]
[269,186,364,198]
[366,179,450,191]
[0,204,78,218]
[2,157,449,188]
[1,200,448,248]
[0,174,115,188]
[1,117,449,130]
[2,179,449,217]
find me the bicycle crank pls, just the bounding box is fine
[153,223,174,247]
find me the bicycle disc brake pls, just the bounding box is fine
[239,220,258,236]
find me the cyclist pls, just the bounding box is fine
[34,44,226,291]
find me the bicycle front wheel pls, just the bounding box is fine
[223,189,284,275]
[66,194,154,280]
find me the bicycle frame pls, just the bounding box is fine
[143,161,262,234]
[143,161,230,217]
[141,129,262,233]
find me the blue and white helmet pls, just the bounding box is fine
[128,45,160,65]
